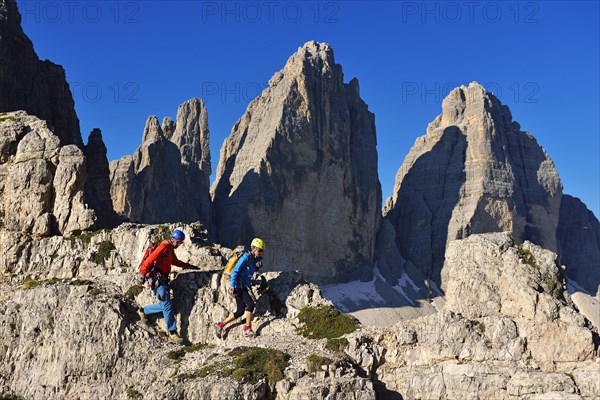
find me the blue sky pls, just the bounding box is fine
[19,0,599,217]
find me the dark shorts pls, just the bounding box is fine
[233,288,255,318]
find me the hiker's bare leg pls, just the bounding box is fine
[245,311,253,327]
[222,314,236,326]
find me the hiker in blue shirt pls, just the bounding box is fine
[214,238,264,338]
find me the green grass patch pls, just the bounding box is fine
[22,275,40,289]
[0,394,26,400]
[174,347,289,384]
[325,337,349,352]
[516,244,540,270]
[167,342,213,361]
[473,320,486,334]
[78,231,97,245]
[306,354,333,373]
[49,252,59,260]
[195,364,217,379]
[66,229,112,247]
[297,305,359,339]
[158,225,172,240]
[126,386,142,399]
[229,346,290,384]
[176,361,230,380]
[0,114,16,123]
[125,285,144,299]
[542,275,563,299]
[91,240,116,264]
[23,276,93,290]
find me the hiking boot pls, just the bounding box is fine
[243,327,255,337]
[214,322,223,339]
[137,308,147,323]
[168,331,184,344]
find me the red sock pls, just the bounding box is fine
[245,325,251,330]
[219,322,225,328]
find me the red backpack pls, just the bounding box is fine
[139,241,171,277]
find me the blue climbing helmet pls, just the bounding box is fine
[170,229,185,241]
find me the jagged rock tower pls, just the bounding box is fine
[109,98,213,229]
[212,41,382,283]
[0,0,81,147]
[384,82,563,288]
[0,0,125,233]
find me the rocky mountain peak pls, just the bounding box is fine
[0,0,19,23]
[83,128,121,229]
[212,41,381,283]
[0,0,82,147]
[171,98,211,178]
[287,41,335,69]
[428,82,513,136]
[109,100,213,229]
[141,116,164,145]
[279,41,343,91]
[161,116,175,139]
[385,82,562,286]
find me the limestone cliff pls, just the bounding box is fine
[83,128,121,229]
[557,194,600,297]
[0,226,597,399]
[0,0,82,147]
[0,111,95,236]
[109,99,212,229]
[212,41,381,284]
[385,82,562,287]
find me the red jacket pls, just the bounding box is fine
[140,240,187,277]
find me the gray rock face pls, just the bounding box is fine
[0,111,95,236]
[107,155,133,217]
[171,98,212,179]
[109,99,212,228]
[557,195,600,297]
[385,82,562,286]
[161,116,175,139]
[0,0,82,147]
[345,233,598,399]
[443,232,594,362]
[212,41,382,284]
[53,146,97,235]
[83,128,121,229]
[0,220,374,400]
[0,225,598,399]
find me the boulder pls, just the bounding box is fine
[0,112,94,236]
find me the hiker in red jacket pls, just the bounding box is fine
[137,229,194,344]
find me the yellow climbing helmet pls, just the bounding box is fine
[251,237,265,250]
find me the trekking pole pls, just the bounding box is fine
[248,285,258,304]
